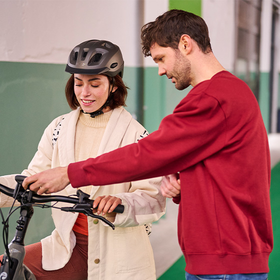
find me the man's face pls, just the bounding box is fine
[150,43,191,90]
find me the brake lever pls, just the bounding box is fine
[61,205,115,230]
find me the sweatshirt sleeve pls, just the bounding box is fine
[68,92,227,187]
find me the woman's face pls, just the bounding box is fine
[74,74,115,113]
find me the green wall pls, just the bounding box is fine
[143,67,191,133]
[169,0,201,16]
[0,62,69,174]
[259,72,271,132]
[0,61,70,252]
[0,61,142,174]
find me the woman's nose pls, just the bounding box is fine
[81,85,91,96]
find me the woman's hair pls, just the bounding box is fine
[141,9,212,56]
[65,74,128,110]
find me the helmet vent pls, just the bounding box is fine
[81,48,89,61]
[88,53,102,65]
[74,52,78,63]
[110,62,118,69]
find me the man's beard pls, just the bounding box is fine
[172,50,192,90]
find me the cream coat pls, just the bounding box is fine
[0,107,166,280]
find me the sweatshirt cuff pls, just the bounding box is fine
[68,162,89,188]
[172,195,181,204]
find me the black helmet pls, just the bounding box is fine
[65,39,124,77]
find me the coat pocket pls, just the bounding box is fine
[114,226,153,273]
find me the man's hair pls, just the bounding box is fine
[65,74,128,110]
[141,9,212,56]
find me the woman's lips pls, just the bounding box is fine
[81,99,95,105]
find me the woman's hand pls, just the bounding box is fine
[160,173,181,198]
[93,195,122,216]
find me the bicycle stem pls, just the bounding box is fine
[12,205,34,246]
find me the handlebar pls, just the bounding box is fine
[1,174,125,279]
[0,175,124,229]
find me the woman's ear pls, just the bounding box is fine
[109,76,118,93]
[112,85,118,93]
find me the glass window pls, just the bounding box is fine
[235,0,262,100]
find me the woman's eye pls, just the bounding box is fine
[75,84,82,87]
[91,84,99,88]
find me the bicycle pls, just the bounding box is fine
[0,175,124,280]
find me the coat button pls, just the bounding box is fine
[93,219,99,224]
[94,259,100,264]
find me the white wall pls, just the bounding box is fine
[143,0,169,67]
[202,0,236,71]
[1,0,238,71]
[0,0,150,67]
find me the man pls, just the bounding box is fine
[23,10,272,280]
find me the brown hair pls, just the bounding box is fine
[141,9,212,56]
[65,74,128,110]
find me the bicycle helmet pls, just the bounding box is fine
[65,39,124,118]
[65,39,124,77]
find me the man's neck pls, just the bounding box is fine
[190,52,225,87]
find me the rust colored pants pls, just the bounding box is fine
[0,231,88,280]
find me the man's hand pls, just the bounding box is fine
[160,173,181,198]
[22,166,70,195]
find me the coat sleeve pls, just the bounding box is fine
[112,177,166,227]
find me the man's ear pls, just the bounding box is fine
[178,34,192,54]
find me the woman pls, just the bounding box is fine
[0,39,166,280]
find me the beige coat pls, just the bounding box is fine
[0,107,166,280]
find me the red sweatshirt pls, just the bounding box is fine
[68,71,273,274]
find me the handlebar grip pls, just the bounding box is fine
[15,174,27,184]
[114,204,124,214]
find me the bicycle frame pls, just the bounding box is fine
[0,175,124,280]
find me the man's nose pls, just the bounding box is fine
[158,66,166,76]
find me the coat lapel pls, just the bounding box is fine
[97,107,132,155]
[57,109,80,196]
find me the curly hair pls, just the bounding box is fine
[141,9,212,57]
